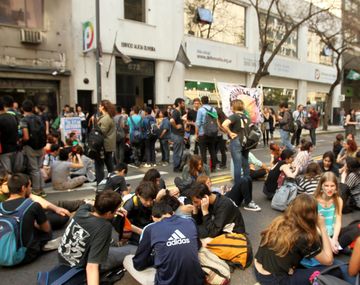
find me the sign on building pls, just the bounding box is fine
[82,19,96,52]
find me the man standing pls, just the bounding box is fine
[187,98,200,154]
[308,106,320,146]
[114,106,126,164]
[170,98,185,172]
[195,96,218,172]
[278,101,295,151]
[127,106,143,167]
[291,104,305,146]
[0,99,18,174]
[20,100,47,197]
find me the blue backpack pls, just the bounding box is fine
[129,116,143,144]
[0,198,34,266]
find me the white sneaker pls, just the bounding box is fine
[244,201,261,212]
[42,236,62,251]
[143,163,152,168]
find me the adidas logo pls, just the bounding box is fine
[166,229,190,247]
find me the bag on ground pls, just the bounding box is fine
[203,107,218,137]
[0,198,34,266]
[309,263,357,285]
[198,247,230,285]
[271,181,297,211]
[206,233,253,269]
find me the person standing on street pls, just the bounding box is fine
[187,98,200,154]
[170,98,185,173]
[95,100,116,184]
[278,101,295,151]
[308,106,320,146]
[114,106,126,164]
[128,106,143,167]
[142,107,157,167]
[291,104,305,147]
[344,108,358,137]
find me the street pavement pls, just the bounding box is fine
[0,130,358,285]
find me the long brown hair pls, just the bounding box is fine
[314,172,341,215]
[260,194,319,257]
[100,100,116,118]
[189,155,204,177]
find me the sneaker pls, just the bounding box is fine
[143,163,152,168]
[32,190,47,198]
[42,236,62,251]
[244,201,261,212]
[162,162,169,166]
[216,165,221,171]
[152,163,157,167]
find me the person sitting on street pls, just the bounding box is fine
[189,182,246,238]
[41,144,60,183]
[340,156,360,213]
[142,168,166,192]
[269,142,282,167]
[318,151,339,177]
[124,196,204,285]
[70,145,96,182]
[100,162,128,193]
[51,148,87,191]
[333,134,344,160]
[248,152,269,180]
[337,139,357,166]
[293,141,314,174]
[296,162,321,196]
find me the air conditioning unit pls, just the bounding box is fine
[20,29,42,44]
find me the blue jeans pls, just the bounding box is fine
[279,129,294,150]
[171,133,184,170]
[230,138,249,185]
[160,138,170,162]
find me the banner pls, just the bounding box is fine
[82,19,96,52]
[60,117,82,142]
[217,82,263,123]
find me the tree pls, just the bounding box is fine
[249,0,332,87]
[309,0,360,130]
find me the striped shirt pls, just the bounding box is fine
[296,175,321,195]
[345,171,360,208]
[293,151,311,174]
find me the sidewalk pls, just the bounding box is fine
[271,125,344,140]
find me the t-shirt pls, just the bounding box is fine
[133,215,204,285]
[51,161,72,187]
[228,113,246,136]
[296,175,321,195]
[0,112,18,153]
[160,117,171,140]
[170,109,184,136]
[1,198,47,253]
[255,235,321,275]
[187,109,197,135]
[58,204,112,267]
[105,173,127,193]
[127,114,142,134]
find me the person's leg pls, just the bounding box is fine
[296,128,302,146]
[198,136,207,165]
[225,183,244,206]
[25,151,42,192]
[172,134,183,170]
[241,150,250,177]
[151,138,156,164]
[145,139,151,164]
[207,136,217,172]
[282,131,294,150]
[279,129,286,148]
[101,244,138,271]
[45,211,69,230]
[123,255,156,285]
[163,139,170,163]
[265,130,269,145]
[219,138,227,167]
[62,176,87,189]
[95,156,105,184]
[57,200,85,212]
[0,152,14,174]
[250,168,267,180]
[230,138,243,185]
[104,152,114,173]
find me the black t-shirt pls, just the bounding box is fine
[0,112,18,153]
[255,235,321,275]
[106,173,127,193]
[58,204,112,267]
[187,109,197,135]
[228,113,246,134]
[171,109,184,136]
[1,198,47,251]
[264,160,287,195]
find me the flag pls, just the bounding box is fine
[175,45,191,67]
[346,70,360,80]
[113,43,132,64]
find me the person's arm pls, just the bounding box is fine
[314,215,334,265]
[330,197,343,254]
[70,154,84,169]
[222,119,237,139]
[349,237,360,276]
[22,127,29,141]
[133,226,154,270]
[280,164,298,178]
[86,263,100,285]
[195,109,202,137]
[36,220,51,233]
[29,194,70,217]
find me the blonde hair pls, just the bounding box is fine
[231,100,244,112]
[314,172,341,215]
[260,194,319,257]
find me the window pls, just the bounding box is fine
[124,0,145,22]
[184,0,246,46]
[263,87,296,108]
[307,31,333,66]
[260,15,298,57]
[0,0,43,28]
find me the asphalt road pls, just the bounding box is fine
[0,132,358,285]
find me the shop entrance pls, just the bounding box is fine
[116,58,155,111]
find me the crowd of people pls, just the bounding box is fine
[0,94,359,285]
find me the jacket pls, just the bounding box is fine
[98,113,116,152]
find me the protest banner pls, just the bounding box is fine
[60,117,82,142]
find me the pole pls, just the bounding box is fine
[95,0,102,103]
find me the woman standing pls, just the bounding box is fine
[254,194,334,284]
[269,108,276,140]
[344,109,358,137]
[95,100,116,184]
[262,107,271,146]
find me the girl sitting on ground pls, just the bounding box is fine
[293,141,314,174]
[318,151,340,177]
[296,162,321,196]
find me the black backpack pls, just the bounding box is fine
[87,126,104,159]
[147,118,160,139]
[115,116,125,142]
[203,107,218,137]
[239,114,261,151]
[24,115,47,150]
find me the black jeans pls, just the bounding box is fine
[250,168,267,180]
[226,176,252,205]
[115,139,125,164]
[198,135,217,171]
[145,138,156,164]
[95,151,114,184]
[215,136,227,167]
[309,128,316,146]
[291,127,302,146]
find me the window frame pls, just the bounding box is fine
[124,0,146,23]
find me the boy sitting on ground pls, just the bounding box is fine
[99,162,129,194]
[123,195,204,285]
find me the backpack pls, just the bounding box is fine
[147,118,160,139]
[271,180,297,211]
[115,116,125,142]
[24,115,47,150]
[129,116,143,144]
[283,111,296,133]
[198,247,230,285]
[239,114,261,151]
[203,107,218,137]
[96,172,121,193]
[206,233,253,270]
[0,198,34,266]
[309,263,358,285]
[86,126,104,159]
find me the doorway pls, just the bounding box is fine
[77,90,93,114]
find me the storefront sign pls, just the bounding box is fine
[82,19,96,52]
[121,42,156,52]
[60,117,82,142]
[196,49,233,64]
[116,58,154,76]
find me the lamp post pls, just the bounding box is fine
[95,0,102,103]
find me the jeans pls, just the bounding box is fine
[131,141,143,166]
[198,135,217,171]
[171,133,184,170]
[115,139,125,164]
[226,176,252,205]
[279,129,294,150]
[95,151,114,184]
[189,134,199,154]
[0,151,15,174]
[24,145,44,191]
[309,128,316,146]
[160,138,170,162]
[230,138,249,185]
[145,138,156,164]
[102,244,138,271]
[215,136,227,167]
[291,127,302,146]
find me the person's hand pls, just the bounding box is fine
[54,206,71,217]
[201,195,210,215]
[180,204,194,214]
[116,207,128,217]
[330,238,340,254]
[169,188,180,197]
[229,132,237,140]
